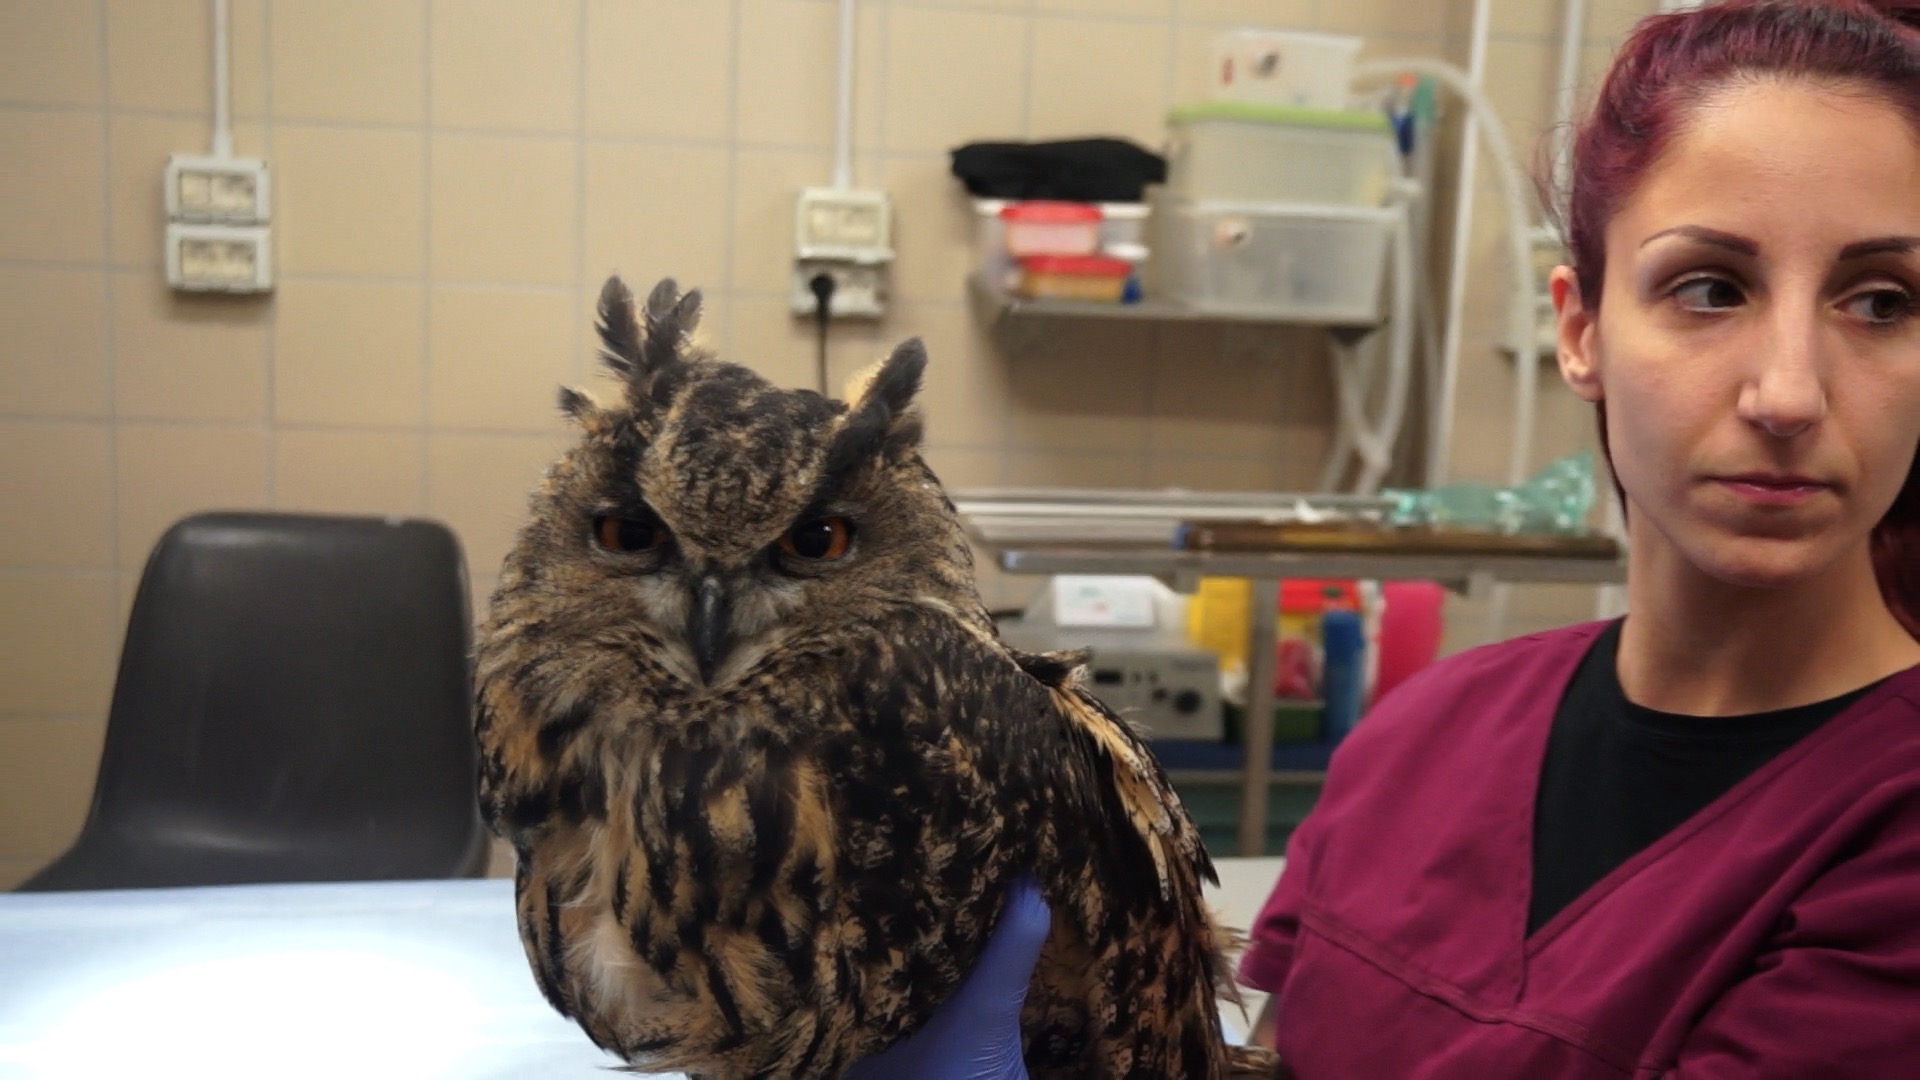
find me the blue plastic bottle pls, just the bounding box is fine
[1320,604,1365,744]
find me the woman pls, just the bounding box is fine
[1238,0,1920,1075]
[855,3,1919,1077]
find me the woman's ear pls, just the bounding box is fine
[1552,266,1603,403]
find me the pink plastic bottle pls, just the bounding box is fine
[1373,581,1446,705]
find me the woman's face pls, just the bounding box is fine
[1555,78,1920,590]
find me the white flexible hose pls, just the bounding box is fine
[1358,205,1419,492]
[1395,1,1490,489]
[1356,52,1542,647]
[1319,199,1416,494]
[832,0,855,189]
[1318,362,1357,491]
[1552,0,1589,208]
[211,0,232,158]
[1354,57,1539,485]
[1325,204,1418,494]
[1321,334,1378,491]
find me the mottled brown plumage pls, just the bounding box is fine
[474,276,1280,1078]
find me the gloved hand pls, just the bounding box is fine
[847,875,1052,1080]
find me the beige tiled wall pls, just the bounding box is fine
[1,0,1653,885]
[1438,0,1656,651]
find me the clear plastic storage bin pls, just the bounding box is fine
[972,199,1150,290]
[1148,195,1395,324]
[1166,103,1399,205]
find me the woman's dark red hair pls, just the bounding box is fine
[1550,0,1920,637]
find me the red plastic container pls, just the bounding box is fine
[999,201,1102,256]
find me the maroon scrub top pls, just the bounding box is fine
[1239,621,1920,1078]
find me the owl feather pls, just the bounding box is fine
[476,275,1282,1079]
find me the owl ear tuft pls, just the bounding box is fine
[820,337,927,487]
[853,336,925,415]
[640,277,702,372]
[557,385,597,422]
[595,276,643,375]
[596,275,701,408]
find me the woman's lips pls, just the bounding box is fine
[1713,474,1833,506]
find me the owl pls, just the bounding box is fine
[474,276,1280,1079]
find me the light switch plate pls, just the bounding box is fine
[166,154,271,224]
[795,187,893,263]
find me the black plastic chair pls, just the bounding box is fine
[18,512,490,891]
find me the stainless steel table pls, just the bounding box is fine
[1,867,1285,1078]
[976,531,1625,857]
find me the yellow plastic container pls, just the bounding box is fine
[1186,576,1252,671]
[1015,254,1131,302]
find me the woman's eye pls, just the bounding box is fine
[593,514,669,553]
[778,517,855,562]
[1841,286,1914,327]
[1671,276,1745,312]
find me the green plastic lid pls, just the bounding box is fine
[1169,101,1391,133]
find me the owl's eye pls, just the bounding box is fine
[593,514,669,553]
[778,517,855,562]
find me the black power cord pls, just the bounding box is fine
[808,271,836,395]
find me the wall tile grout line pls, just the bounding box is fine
[572,0,588,387]
[0,259,604,292]
[1164,0,1183,126]
[1018,0,1035,138]
[0,414,587,439]
[13,409,1251,460]
[720,0,743,356]
[95,0,118,624]
[419,0,436,519]
[9,101,1198,165]
[1151,0,1182,468]
[873,0,890,192]
[261,0,277,507]
[0,256,116,272]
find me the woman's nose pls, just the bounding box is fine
[1736,303,1828,438]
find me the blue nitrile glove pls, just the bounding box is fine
[847,875,1052,1080]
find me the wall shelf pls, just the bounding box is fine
[966,272,1384,333]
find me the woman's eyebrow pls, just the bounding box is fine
[1639,225,1758,255]
[1838,236,1919,259]
[1638,228,1919,261]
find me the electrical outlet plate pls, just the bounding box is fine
[792,259,886,318]
[795,187,893,263]
[166,223,273,293]
[166,154,271,224]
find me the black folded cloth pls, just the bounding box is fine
[949,137,1167,203]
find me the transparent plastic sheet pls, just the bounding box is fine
[1383,450,1597,535]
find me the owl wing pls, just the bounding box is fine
[1008,644,1220,902]
[981,637,1252,1079]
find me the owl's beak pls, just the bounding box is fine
[688,575,732,684]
